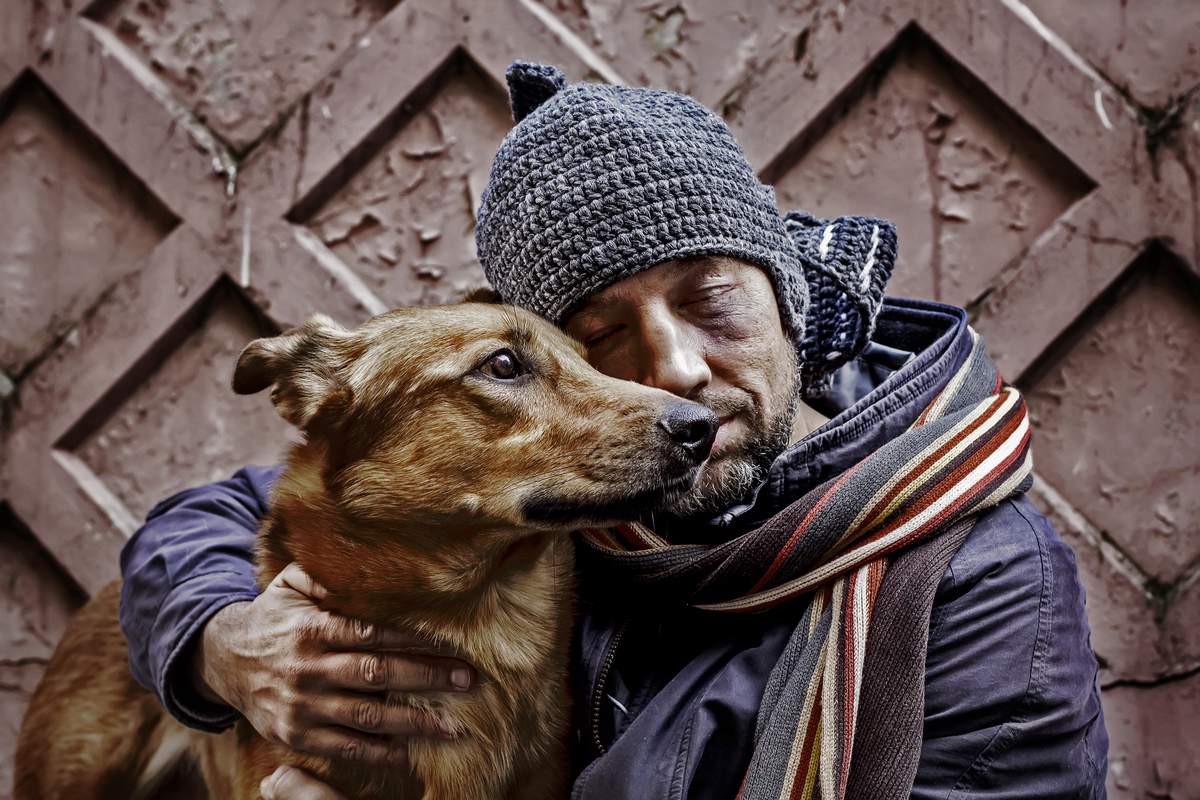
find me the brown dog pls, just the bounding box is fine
[15,296,718,799]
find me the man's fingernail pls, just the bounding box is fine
[451,668,471,689]
[259,771,278,799]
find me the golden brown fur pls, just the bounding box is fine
[16,298,707,799]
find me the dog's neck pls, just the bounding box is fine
[254,456,572,673]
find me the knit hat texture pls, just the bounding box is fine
[475,61,898,392]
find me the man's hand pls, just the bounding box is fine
[193,562,474,767]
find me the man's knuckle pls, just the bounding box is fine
[339,738,365,761]
[419,661,438,689]
[282,664,306,689]
[277,684,301,712]
[353,618,376,645]
[271,721,296,747]
[285,712,307,738]
[354,700,383,731]
[360,654,385,687]
[297,617,322,643]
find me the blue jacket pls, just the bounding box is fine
[120,298,1108,798]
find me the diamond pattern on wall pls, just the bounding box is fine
[1031,483,1165,682]
[72,281,296,522]
[1019,0,1200,108]
[772,29,1094,307]
[0,72,177,378]
[298,53,511,307]
[1,2,1198,798]
[537,0,815,109]
[0,506,83,797]
[1024,246,1200,584]
[1102,676,1200,798]
[88,0,401,152]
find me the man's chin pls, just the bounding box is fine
[658,454,760,518]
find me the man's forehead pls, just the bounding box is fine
[571,255,743,316]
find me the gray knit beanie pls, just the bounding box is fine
[475,62,898,392]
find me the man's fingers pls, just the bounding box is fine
[307,693,456,738]
[273,562,329,601]
[260,765,349,800]
[316,652,474,693]
[314,611,445,653]
[288,727,412,768]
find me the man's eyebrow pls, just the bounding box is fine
[571,256,732,322]
[570,292,623,320]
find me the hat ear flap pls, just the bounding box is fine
[785,211,898,395]
[506,62,567,122]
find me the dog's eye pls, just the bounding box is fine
[479,349,526,381]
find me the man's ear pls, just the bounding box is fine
[233,314,351,430]
[461,286,502,304]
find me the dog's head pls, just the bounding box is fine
[233,295,716,534]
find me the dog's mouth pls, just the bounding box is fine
[519,468,700,526]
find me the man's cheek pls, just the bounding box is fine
[700,309,763,343]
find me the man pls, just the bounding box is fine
[120,63,1108,798]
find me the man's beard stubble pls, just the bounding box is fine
[662,362,802,519]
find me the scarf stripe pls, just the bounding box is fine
[752,460,867,593]
[691,398,1027,613]
[578,328,1033,799]
[854,391,1011,533]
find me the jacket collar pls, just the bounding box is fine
[660,298,975,540]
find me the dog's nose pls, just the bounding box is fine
[658,403,719,462]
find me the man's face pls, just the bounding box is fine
[564,256,800,517]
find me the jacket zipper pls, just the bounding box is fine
[589,619,629,757]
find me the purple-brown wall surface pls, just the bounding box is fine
[1,1,1197,797]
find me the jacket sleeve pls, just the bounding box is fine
[118,464,283,732]
[914,496,1109,799]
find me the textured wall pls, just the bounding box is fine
[1,1,1197,797]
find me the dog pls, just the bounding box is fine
[15,293,718,800]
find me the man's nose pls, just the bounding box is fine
[637,311,711,398]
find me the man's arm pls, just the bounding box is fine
[916,496,1108,798]
[120,466,478,766]
[120,464,279,730]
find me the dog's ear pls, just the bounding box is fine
[461,286,501,304]
[233,314,351,430]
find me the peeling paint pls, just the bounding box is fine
[93,0,401,153]
[1025,249,1200,586]
[774,37,1092,306]
[74,286,297,521]
[1,4,1198,798]
[1019,0,1200,110]
[543,0,816,110]
[304,60,511,307]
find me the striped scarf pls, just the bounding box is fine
[579,329,1033,799]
